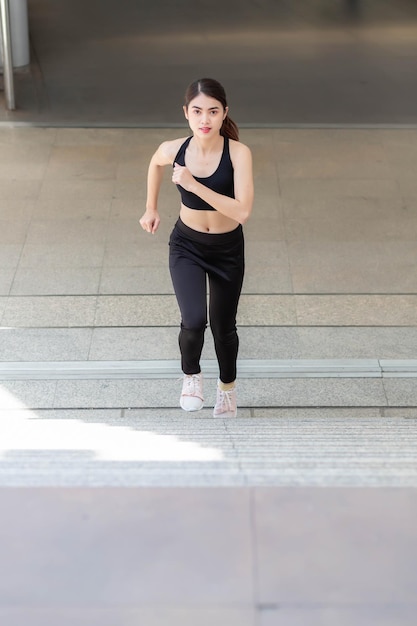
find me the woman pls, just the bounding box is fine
[140,78,254,417]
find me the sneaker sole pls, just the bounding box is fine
[180,399,204,411]
[213,410,237,418]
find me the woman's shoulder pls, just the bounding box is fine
[158,136,190,163]
[228,138,252,163]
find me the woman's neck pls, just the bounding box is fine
[191,133,223,155]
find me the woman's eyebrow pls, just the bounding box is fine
[191,105,220,110]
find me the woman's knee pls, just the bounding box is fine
[211,324,238,346]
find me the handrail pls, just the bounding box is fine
[0,0,15,110]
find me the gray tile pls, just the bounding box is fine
[54,128,132,146]
[254,488,417,603]
[243,270,291,296]
[239,328,301,360]
[386,143,417,169]
[259,606,417,626]
[0,269,15,296]
[22,217,108,246]
[297,328,417,359]
[18,219,108,269]
[0,221,31,244]
[0,142,52,180]
[33,179,114,220]
[251,408,383,418]
[0,488,254,605]
[399,177,417,200]
[245,240,289,264]
[288,241,417,293]
[295,295,417,327]
[89,327,180,360]
[11,267,102,295]
[285,216,417,242]
[0,296,7,320]
[0,381,56,409]
[99,266,173,294]
[244,243,292,293]
[0,244,24,269]
[250,190,282,220]
[109,180,147,219]
[2,296,97,327]
[383,408,417,419]
[384,379,417,406]
[53,378,188,409]
[18,241,106,269]
[277,156,391,181]
[51,377,388,410]
[105,218,150,246]
[115,147,149,181]
[44,145,118,181]
[379,130,417,147]
[10,408,229,426]
[94,295,178,326]
[103,230,169,268]
[239,378,387,408]
[89,324,294,361]
[0,179,40,222]
[0,608,256,626]
[245,218,284,243]
[120,408,218,421]
[0,328,92,361]
[0,408,122,421]
[279,177,400,202]
[272,128,387,155]
[281,195,404,222]
[239,296,297,326]
[0,127,57,146]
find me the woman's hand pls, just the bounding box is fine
[172,163,195,191]
[139,209,160,234]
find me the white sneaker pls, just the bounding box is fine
[180,373,204,411]
[213,381,237,417]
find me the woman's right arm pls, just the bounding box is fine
[139,139,183,234]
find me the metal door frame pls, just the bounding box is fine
[0,0,16,110]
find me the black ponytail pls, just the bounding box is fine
[221,115,239,141]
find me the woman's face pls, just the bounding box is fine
[183,93,228,138]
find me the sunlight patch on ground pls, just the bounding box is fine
[0,397,224,463]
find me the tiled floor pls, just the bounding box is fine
[0,488,416,625]
[1,126,417,297]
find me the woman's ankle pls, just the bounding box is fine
[218,379,235,392]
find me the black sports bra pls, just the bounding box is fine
[173,136,235,211]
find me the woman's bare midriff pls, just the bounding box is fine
[180,205,239,234]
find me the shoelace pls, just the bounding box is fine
[216,388,235,412]
[182,374,202,397]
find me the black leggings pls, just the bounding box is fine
[169,218,245,384]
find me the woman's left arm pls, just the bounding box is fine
[172,142,254,224]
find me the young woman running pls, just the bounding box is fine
[140,78,253,417]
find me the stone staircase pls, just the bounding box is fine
[1,293,417,412]
[1,292,417,487]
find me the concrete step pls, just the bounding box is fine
[2,294,417,328]
[0,359,416,410]
[1,358,417,379]
[2,326,417,362]
[0,413,416,487]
